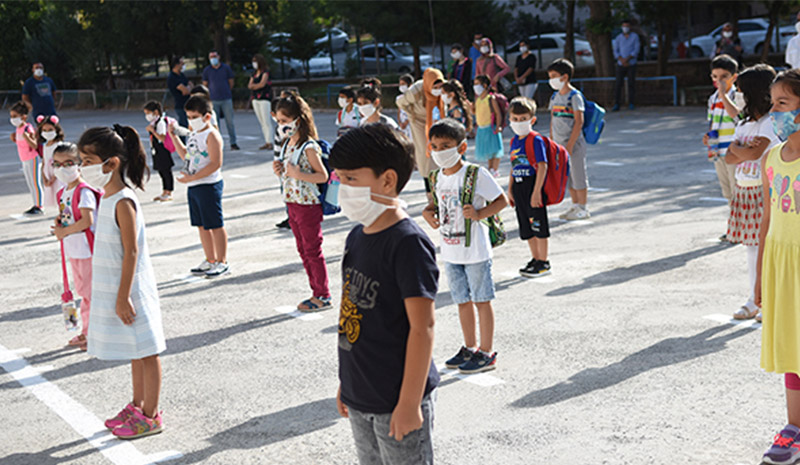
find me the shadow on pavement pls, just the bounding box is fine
[0,304,61,323]
[175,398,342,464]
[0,437,98,465]
[546,243,732,297]
[435,275,528,309]
[510,324,756,409]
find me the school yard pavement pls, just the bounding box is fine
[0,107,777,465]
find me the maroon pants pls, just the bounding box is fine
[287,203,330,299]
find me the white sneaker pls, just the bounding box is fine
[564,206,591,221]
[559,205,578,220]
[205,262,230,278]
[190,260,214,274]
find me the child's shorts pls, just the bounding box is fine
[444,260,495,305]
[511,168,550,240]
[188,180,224,229]
[567,143,588,190]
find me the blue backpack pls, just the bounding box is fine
[281,139,341,216]
[553,89,606,145]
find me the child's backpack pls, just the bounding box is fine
[490,92,509,131]
[282,139,341,216]
[429,164,506,248]
[161,116,177,153]
[519,131,571,206]
[552,90,605,144]
[56,182,103,252]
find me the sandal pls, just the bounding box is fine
[756,311,762,323]
[733,305,759,320]
[68,334,86,347]
[297,297,333,312]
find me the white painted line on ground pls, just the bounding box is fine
[619,129,645,134]
[9,214,39,221]
[594,161,624,166]
[222,191,264,202]
[12,347,32,354]
[703,313,761,329]
[702,169,718,174]
[438,366,505,387]
[274,305,324,321]
[35,364,56,371]
[172,274,206,284]
[608,143,636,147]
[588,187,610,192]
[0,343,183,465]
[699,197,729,203]
[228,174,250,179]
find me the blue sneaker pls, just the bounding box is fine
[763,425,800,465]
[458,351,497,374]
[445,346,474,369]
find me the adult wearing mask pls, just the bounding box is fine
[514,39,537,99]
[786,11,800,69]
[469,33,483,81]
[167,57,191,129]
[396,68,446,196]
[449,43,473,98]
[22,62,57,119]
[475,38,511,92]
[714,22,743,65]
[248,54,273,150]
[612,19,641,111]
[202,50,239,150]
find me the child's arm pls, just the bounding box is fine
[463,191,508,220]
[147,122,167,143]
[115,198,138,326]
[179,130,223,183]
[490,95,503,132]
[421,200,439,229]
[284,146,328,184]
[391,296,435,441]
[22,128,37,150]
[168,124,188,160]
[755,153,772,308]
[531,161,547,207]
[726,136,770,164]
[719,81,741,120]
[566,108,583,154]
[53,208,94,241]
[507,173,515,207]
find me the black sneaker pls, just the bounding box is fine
[230,144,240,150]
[521,260,551,278]
[276,218,291,230]
[445,346,475,369]
[519,259,538,275]
[458,350,497,374]
[24,206,44,216]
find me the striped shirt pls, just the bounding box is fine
[707,88,744,155]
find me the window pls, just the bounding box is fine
[737,22,763,32]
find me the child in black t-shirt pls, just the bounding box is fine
[330,123,439,465]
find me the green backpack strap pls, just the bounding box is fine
[429,169,441,213]
[461,164,480,248]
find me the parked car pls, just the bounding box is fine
[266,32,292,55]
[351,42,433,74]
[315,27,349,52]
[505,33,594,70]
[268,57,304,80]
[308,50,338,77]
[683,18,796,58]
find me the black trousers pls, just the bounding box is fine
[614,64,637,106]
[157,166,174,192]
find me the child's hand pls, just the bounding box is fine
[755,276,762,308]
[463,205,480,221]
[53,224,68,241]
[336,386,349,418]
[422,207,439,229]
[724,75,736,92]
[702,134,709,146]
[531,191,543,208]
[566,143,574,155]
[389,402,423,441]
[272,159,284,177]
[43,175,54,187]
[285,162,300,179]
[507,189,515,207]
[146,124,155,134]
[10,132,16,143]
[176,173,194,184]
[116,297,137,325]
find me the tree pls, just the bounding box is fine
[760,0,799,62]
[585,0,615,76]
[276,0,323,80]
[636,1,688,76]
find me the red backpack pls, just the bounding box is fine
[56,183,103,252]
[517,131,570,206]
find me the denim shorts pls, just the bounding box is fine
[444,260,495,305]
[348,390,436,465]
[187,180,224,229]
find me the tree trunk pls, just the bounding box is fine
[564,0,576,64]
[762,6,779,63]
[586,0,614,76]
[413,44,421,79]
[356,27,364,76]
[374,40,381,75]
[656,21,673,76]
[211,0,229,63]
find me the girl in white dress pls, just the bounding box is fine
[37,115,66,208]
[77,124,166,440]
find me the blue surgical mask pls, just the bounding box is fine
[770,108,800,142]
[210,57,220,66]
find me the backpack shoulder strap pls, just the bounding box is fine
[71,183,99,252]
[525,133,537,165]
[462,164,480,247]
[429,168,440,210]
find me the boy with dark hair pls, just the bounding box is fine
[704,54,744,242]
[143,100,176,202]
[423,118,506,374]
[330,123,439,465]
[335,85,360,137]
[547,58,590,220]
[507,97,552,277]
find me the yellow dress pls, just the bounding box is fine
[761,142,800,373]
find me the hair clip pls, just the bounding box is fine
[36,115,45,124]
[50,115,59,125]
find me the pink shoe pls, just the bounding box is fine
[112,407,163,440]
[104,403,136,430]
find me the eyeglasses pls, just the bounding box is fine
[52,160,80,168]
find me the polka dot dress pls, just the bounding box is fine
[726,185,763,246]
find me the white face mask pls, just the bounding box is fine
[145,113,159,123]
[473,84,485,95]
[54,165,80,184]
[338,97,348,109]
[338,184,405,227]
[34,68,44,77]
[510,120,532,137]
[181,64,186,72]
[81,161,112,189]
[189,116,207,132]
[431,88,442,97]
[252,61,259,70]
[358,103,376,119]
[480,46,490,54]
[549,77,565,91]
[442,94,452,105]
[519,46,528,54]
[431,144,463,169]
[278,118,299,138]
[10,117,22,127]
[451,51,461,60]
[621,27,630,34]
[42,130,57,141]
[795,22,800,34]
[399,84,409,93]
[722,31,733,38]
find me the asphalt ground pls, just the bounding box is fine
[0,106,781,465]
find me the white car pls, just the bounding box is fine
[683,18,797,58]
[505,33,595,70]
[315,27,349,52]
[308,50,338,77]
[351,43,433,74]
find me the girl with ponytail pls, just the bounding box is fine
[76,125,167,439]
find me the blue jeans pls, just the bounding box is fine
[212,98,237,146]
[348,391,435,465]
[444,260,495,305]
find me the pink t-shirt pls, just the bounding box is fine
[16,123,38,162]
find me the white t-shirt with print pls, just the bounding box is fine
[733,115,779,186]
[58,186,98,259]
[435,164,504,264]
[184,125,223,187]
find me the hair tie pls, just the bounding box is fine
[50,115,59,125]
[36,115,45,124]
[112,124,125,137]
